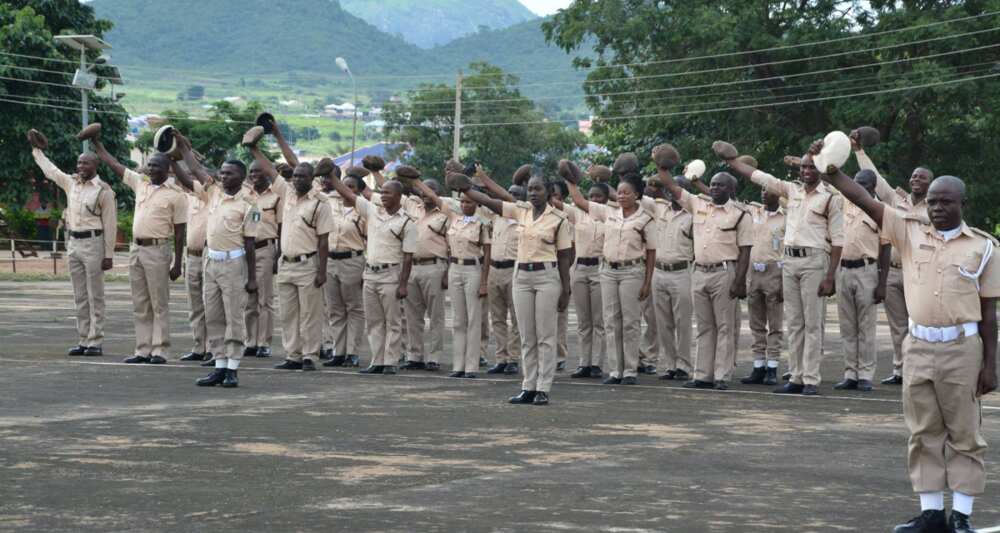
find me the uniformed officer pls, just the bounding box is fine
[242,160,282,358]
[566,169,655,386]
[178,169,211,363]
[833,169,889,392]
[458,175,573,406]
[484,184,525,375]
[853,135,931,385]
[547,180,572,371]
[821,165,997,533]
[329,168,415,375]
[92,134,187,364]
[29,130,117,357]
[563,181,608,379]
[726,143,843,395]
[739,190,786,385]
[172,137,258,387]
[657,163,751,390]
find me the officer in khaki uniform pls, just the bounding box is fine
[92,137,187,364]
[179,180,211,362]
[30,140,117,357]
[833,170,889,392]
[547,180,572,371]
[739,192,785,386]
[485,185,524,375]
[822,168,997,533]
[727,146,843,395]
[242,161,282,358]
[562,183,608,379]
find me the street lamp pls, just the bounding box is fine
[54,35,112,152]
[336,57,359,167]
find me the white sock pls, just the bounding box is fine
[952,491,974,516]
[753,360,765,368]
[920,491,944,511]
[766,360,779,369]
[214,359,226,369]
[227,359,240,370]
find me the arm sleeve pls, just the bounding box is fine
[481,222,492,245]
[271,175,288,196]
[750,170,790,198]
[736,210,754,247]
[501,201,521,220]
[676,189,697,213]
[100,188,117,258]
[172,193,190,225]
[826,196,845,248]
[978,243,1000,298]
[355,195,372,217]
[401,219,418,255]
[643,217,656,250]
[314,201,335,236]
[555,216,573,251]
[243,205,260,238]
[31,149,70,191]
[879,205,908,252]
[639,196,657,216]
[122,168,143,192]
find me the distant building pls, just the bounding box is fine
[577,119,593,136]
[323,102,356,118]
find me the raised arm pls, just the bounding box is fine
[852,146,895,202]
[100,188,118,265]
[411,179,444,210]
[475,165,514,202]
[454,185,503,216]
[269,118,299,168]
[174,133,211,186]
[90,139,127,178]
[655,166,686,207]
[326,169,358,205]
[820,167,886,228]
[565,181,590,213]
[690,178,710,196]
[30,149,71,190]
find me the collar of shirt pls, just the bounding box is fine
[936,225,963,241]
[460,215,477,224]
[765,207,782,217]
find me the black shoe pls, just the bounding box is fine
[774,382,804,394]
[622,376,638,385]
[782,372,791,381]
[244,346,258,358]
[487,363,508,374]
[274,360,303,370]
[423,362,439,371]
[858,379,873,392]
[383,365,397,375]
[319,348,333,361]
[323,355,346,367]
[504,363,519,375]
[221,369,239,388]
[570,366,592,378]
[638,365,656,375]
[68,345,86,356]
[532,391,549,405]
[148,355,167,364]
[602,377,622,385]
[949,510,974,533]
[401,360,426,370]
[464,373,477,379]
[346,354,361,367]
[659,370,677,381]
[589,366,603,378]
[448,371,466,378]
[741,367,766,384]
[763,367,778,385]
[200,357,215,367]
[509,390,536,404]
[833,378,859,390]
[556,361,566,372]
[715,380,729,390]
[398,355,407,365]
[359,365,384,374]
[196,368,226,387]
[124,355,150,364]
[882,374,903,385]
[302,359,317,371]
[479,356,488,368]
[802,384,819,396]
[674,369,690,381]
[256,347,272,358]
[892,510,947,533]
[180,352,204,362]
[83,346,103,357]
[683,380,714,389]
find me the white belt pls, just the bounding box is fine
[752,262,783,272]
[908,320,978,343]
[206,248,245,261]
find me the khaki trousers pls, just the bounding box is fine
[449,263,483,373]
[903,334,987,496]
[244,241,275,348]
[513,267,561,392]
[277,256,324,362]
[325,253,367,357]
[639,297,659,367]
[783,251,829,386]
[364,266,404,367]
[405,261,446,363]
[203,255,247,360]
[480,293,490,361]
[692,266,737,382]
[885,267,909,377]
[600,264,644,379]
[836,262,879,381]
[129,243,172,357]
[652,268,693,373]
[67,234,106,348]
[747,263,783,362]
[557,308,569,363]
[572,262,605,367]
[185,254,207,354]
[488,266,520,363]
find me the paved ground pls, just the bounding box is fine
[1,280,999,532]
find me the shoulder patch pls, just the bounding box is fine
[969,226,1000,246]
[748,201,763,209]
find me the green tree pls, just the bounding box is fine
[0,1,131,209]
[544,0,1000,228]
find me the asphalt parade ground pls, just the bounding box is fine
[1,281,999,532]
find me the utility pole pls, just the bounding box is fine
[452,70,462,161]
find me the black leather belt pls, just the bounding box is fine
[656,260,689,272]
[70,229,102,239]
[330,250,364,260]
[282,251,317,263]
[576,257,600,266]
[367,262,399,273]
[450,257,481,266]
[784,247,811,258]
[187,248,203,257]
[134,238,168,246]
[517,261,556,272]
[413,257,443,266]
[491,259,515,269]
[694,261,731,273]
[841,257,876,269]
[254,238,275,250]
[606,258,644,270]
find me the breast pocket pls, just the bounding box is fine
[807,202,828,225]
[912,248,934,285]
[943,251,984,294]
[223,208,246,233]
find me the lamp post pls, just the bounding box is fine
[54,35,111,153]
[336,57,359,168]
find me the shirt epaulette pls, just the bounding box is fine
[969,226,999,246]
[748,201,764,209]
[902,210,930,224]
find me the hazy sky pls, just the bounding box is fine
[519,0,573,16]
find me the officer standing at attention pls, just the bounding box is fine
[725,141,843,395]
[739,190,786,386]
[547,180,573,372]
[172,134,258,387]
[821,163,997,533]
[482,180,526,376]
[328,167,415,375]
[242,160,282,359]
[457,175,573,405]
[91,129,188,364]
[178,165,211,363]
[28,128,117,357]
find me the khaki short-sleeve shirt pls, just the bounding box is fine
[185,195,209,252]
[280,189,334,257]
[841,200,881,261]
[357,195,416,264]
[489,213,521,261]
[563,204,605,259]
[325,191,366,253]
[641,197,694,264]
[244,183,282,240]
[193,181,259,252]
[747,204,786,264]
[501,201,572,263]
[125,169,189,240]
[588,202,655,262]
[677,190,752,264]
[751,170,844,251]
[444,205,491,260]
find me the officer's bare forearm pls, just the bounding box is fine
[90,139,127,178]
[826,246,842,281]
[463,188,502,215]
[179,148,210,185]
[478,171,513,202]
[643,249,656,288]
[566,182,590,213]
[249,146,278,179]
[878,244,891,287]
[328,173,357,204]
[822,169,885,228]
[244,237,257,283]
[556,248,573,292]
[412,180,443,209]
[726,158,756,180]
[170,159,196,191]
[480,243,491,286]
[317,236,329,279]
[692,179,710,196]
[736,246,751,284]
[656,167,684,203]
[173,224,186,268]
[981,298,997,360]
[271,125,299,168]
[399,254,413,287]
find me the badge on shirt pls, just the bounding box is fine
[251,208,261,223]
